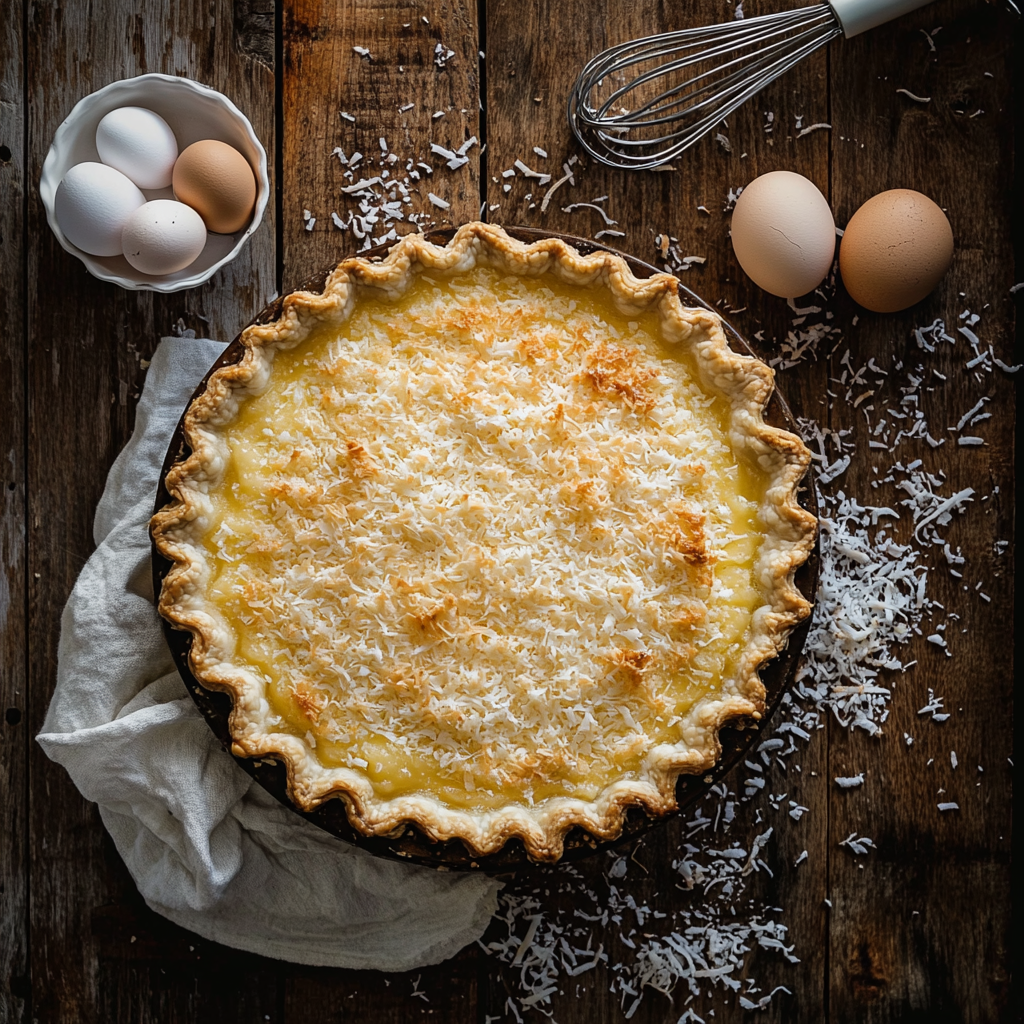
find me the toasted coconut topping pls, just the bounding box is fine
[152,224,815,860]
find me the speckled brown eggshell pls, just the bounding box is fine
[172,139,257,235]
[839,189,953,313]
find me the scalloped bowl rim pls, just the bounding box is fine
[40,73,269,293]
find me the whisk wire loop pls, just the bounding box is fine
[569,3,842,169]
[600,19,835,130]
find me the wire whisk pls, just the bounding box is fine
[568,0,935,171]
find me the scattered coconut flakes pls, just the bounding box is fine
[427,192,450,209]
[434,41,456,67]
[796,122,831,137]
[340,175,383,193]
[429,137,477,171]
[319,122,482,249]
[938,802,960,812]
[741,987,793,1011]
[896,88,931,102]
[540,158,577,212]
[562,201,617,226]
[485,782,801,1019]
[955,396,990,430]
[514,158,551,185]
[918,689,951,721]
[839,833,876,856]
[793,422,935,736]
[835,774,865,788]
[352,45,370,57]
[913,318,955,352]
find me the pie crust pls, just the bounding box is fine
[151,222,816,862]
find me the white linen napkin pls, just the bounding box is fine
[37,336,501,970]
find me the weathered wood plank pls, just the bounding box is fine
[281,0,481,284]
[283,950,479,1024]
[25,0,277,1019]
[0,0,28,1021]
[827,2,1014,1020]
[483,0,834,1019]
[91,894,281,1023]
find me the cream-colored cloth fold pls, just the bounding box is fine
[37,336,501,970]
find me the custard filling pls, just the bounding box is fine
[197,267,770,809]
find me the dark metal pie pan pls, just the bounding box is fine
[151,226,819,873]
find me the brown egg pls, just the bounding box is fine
[172,140,256,234]
[839,189,953,313]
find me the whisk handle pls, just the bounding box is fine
[829,0,936,37]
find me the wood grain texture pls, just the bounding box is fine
[282,949,479,1024]
[281,0,480,283]
[0,0,27,1021]
[24,0,276,1019]
[827,3,1015,1020]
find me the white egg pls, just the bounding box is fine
[121,200,207,276]
[96,106,179,190]
[54,162,147,257]
[730,170,836,299]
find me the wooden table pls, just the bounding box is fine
[0,1,1017,1021]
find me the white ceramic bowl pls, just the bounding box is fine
[40,74,269,293]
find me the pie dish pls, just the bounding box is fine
[151,222,817,862]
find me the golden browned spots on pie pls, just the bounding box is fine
[599,648,668,712]
[405,593,458,634]
[291,679,326,724]
[650,502,712,567]
[516,334,546,362]
[386,665,431,707]
[344,439,379,478]
[601,647,653,684]
[493,747,570,786]
[582,341,660,412]
[561,477,608,510]
[245,527,284,554]
[671,600,708,630]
